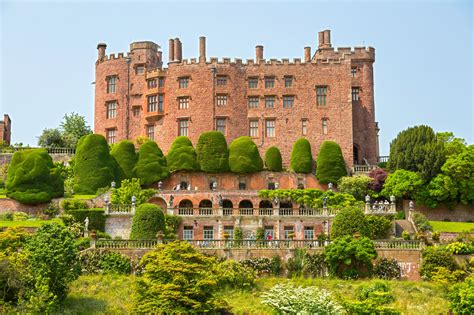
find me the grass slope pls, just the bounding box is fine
[0,218,62,228]
[430,221,474,233]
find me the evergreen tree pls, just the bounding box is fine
[290,138,313,173]
[166,136,200,172]
[196,131,230,173]
[134,141,169,185]
[110,140,137,180]
[316,141,347,184]
[130,203,165,239]
[228,136,263,173]
[264,146,283,171]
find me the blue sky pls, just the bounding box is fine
[1,0,472,154]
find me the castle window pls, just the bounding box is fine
[265,119,275,137]
[216,76,227,86]
[158,94,164,112]
[146,125,155,140]
[248,97,259,108]
[265,96,275,108]
[106,101,117,119]
[147,95,158,112]
[265,226,274,239]
[178,97,189,109]
[316,86,327,106]
[284,76,293,88]
[216,118,226,134]
[265,77,275,88]
[147,78,157,89]
[249,120,259,137]
[158,77,165,87]
[132,107,140,117]
[224,226,234,239]
[179,119,189,136]
[203,226,214,240]
[238,177,247,190]
[135,66,145,75]
[183,226,194,240]
[322,118,328,135]
[352,87,360,101]
[284,226,294,240]
[304,226,314,240]
[107,76,117,93]
[106,128,117,144]
[216,95,227,106]
[179,77,189,88]
[351,67,357,77]
[283,95,294,108]
[301,119,308,136]
[248,77,258,89]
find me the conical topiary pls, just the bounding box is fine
[228,136,263,173]
[316,140,347,184]
[264,146,283,171]
[290,138,313,173]
[196,131,230,173]
[166,136,200,172]
[134,141,169,185]
[111,140,138,180]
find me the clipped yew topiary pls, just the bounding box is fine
[265,146,283,171]
[74,134,119,194]
[166,136,200,172]
[316,140,347,184]
[229,136,263,173]
[196,131,230,173]
[130,203,165,239]
[110,140,137,180]
[134,141,169,185]
[6,149,64,204]
[290,138,313,173]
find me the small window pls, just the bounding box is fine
[248,77,258,89]
[265,119,275,137]
[264,226,274,239]
[265,77,275,88]
[268,182,276,190]
[179,119,189,136]
[135,66,145,75]
[132,107,140,117]
[106,101,117,119]
[283,95,294,108]
[217,95,227,106]
[147,78,157,89]
[216,118,226,134]
[179,77,189,88]
[352,87,360,101]
[203,226,214,240]
[284,226,294,239]
[238,177,247,190]
[158,94,164,112]
[146,125,155,140]
[183,226,194,240]
[224,226,234,239]
[249,120,259,137]
[322,118,328,135]
[248,96,259,108]
[106,129,117,144]
[179,97,189,109]
[147,95,158,112]
[284,76,293,88]
[316,86,327,106]
[158,77,165,87]
[265,96,275,108]
[216,76,227,86]
[107,76,117,93]
[351,67,357,77]
[304,226,314,240]
[301,119,308,136]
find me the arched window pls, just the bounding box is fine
[179,199,193,208]
[259,200,273,208]
[239,200,253,208]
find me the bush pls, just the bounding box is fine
[66,208,105,232]
[431,266,466,284]
[446,242,471,255]
[304,252,327,277]
[79,249,132,275]
[134,141,169,185]
[316,141,347,184]
[73,134,120,194]
[381,169,424,200]
[166,136,200,172]
[129,203,165,239]
[290,138,313,173]
[110,140,137,180]
[402,230,411,240]
[449,274,474,314]
[6,149,64,204]
[264,146,283,171]
[61,198,89,211]
[0,227,29,253]
[110,178,155,206]
[421,246,458,280]
[214,259,254,289]
[12,211,28,221]
[338,174,373,200]
[74,237,91,251]
[345,281,400,314]
[43,202,60,218]
[164,214,181,240]
[228,136,263,173]
[368,168,388,192]
[330,207,370,239]
[412,212,433,233]
[374,258,401,280]
[367,215,393,239]
[196,131,230,173]
[286,248,306,277]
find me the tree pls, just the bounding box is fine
[134,141,169,185]
[449,274,474,314]
[73,134,119,194]
[437,132,467,157]
[381,169,424,200]
[130,203,165,239]
[228,136,263,173]
[110,140,137,180]
[330,207,370,239]
[166,136,200,172]
[264,146,283,171]
[111,178,156,206]
[337,175,372,200]
[440,145,474,205]
[366,215,392,239]
[6,149,64,204]
[196,131,230,173]
[368,168,388,192]
[37,128,65,148]
[290,138,313,173]
[60,112,92,148]
[316,141,347,184]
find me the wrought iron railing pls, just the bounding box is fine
[0,147,76,155]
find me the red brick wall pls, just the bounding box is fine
[402,200,474,222]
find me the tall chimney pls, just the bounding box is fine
[169,39,175,62]
[318,30,332,49]
[304,47,311,62]
[256,45,263,63]
[199,36,206,63]
[97,43,107,60]
[324,30,331,47]
[174,38,182,62]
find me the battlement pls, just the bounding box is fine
[130,41,160,52]
[315,46,375,62]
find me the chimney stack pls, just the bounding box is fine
[304,46,311,62]
[174,38,182,62]
[97,43,107,60]
[169,39,175,62]
[318,30,332,49]
[256,45,264,63]
[199,36,206,63]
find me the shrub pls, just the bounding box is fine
[110,178,155,206]
[304,252,327,277]
[110,140,137,180]
[73,134,120,194]
[449,274,474,314]
[75,237,91,251]
[381,169,424,200]
[129,203,165,239]
[374,258,401,280]
[286,248,306,277]
[241,257,273,275]
[290,138,313,173]
[367,215,393,239]
[330,206,370,239]
[196,131,230,173]
[368,168,388,192]
[59,213,76,226]
[66,208,105,232]
[12,211,28,221]
[79,249,132,275]
[61,198,89,211]
[264,146,283,171]
[0,227,29,254]
[262,283,344,314]
[446,242,471,255]
[421,246,458,280]
[316,140,347,184]
[228,136,263,173]
[270,256,283,276]
[6,149,64,204]
[338,174,372,200]
[412,212,433,233]
[166,136,200,172]
[431,266,466,284]
[43,202,60,218]
[134,141,169,185]
[163,214,181,240]
[214,259,254,289]
[402,230,411,240]
[345,281,400,314]
[432,231,440,242]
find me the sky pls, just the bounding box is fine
[0,0,473,155]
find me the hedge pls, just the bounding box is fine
[6,149,64,204]
[74,134,120,194]
[316,140,347,184]
[265,146,283,171]
[61,199,89,211]
[67,208,106,232]
[110,140,137,180]
[134,141,169,185]
[196,131,230,173]
[130,203,165,239]
[228,136,263,173]
[290,138,313,173]
[166,136,200,172]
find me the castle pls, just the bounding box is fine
[94,30,379,168]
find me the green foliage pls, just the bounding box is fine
[80,249,132,274]
[431,267,466,284]
[38,128,65,148]
[446,242,471,255]
[316,140,347,184]
[43,202,60,218]
[374,258,401,280]
[338,174,373,200]
[111,178,155,206]
[196,131,230,173]
[129,203,165,240]
[331,207,370,239]
[12,211,28,221]
[213,259,255,289]
[264,146,283,171]
[325,236,377,279]
[110,140,137,180]
[290,138,313,173]
[304,252,327,277]
[0,227,29,254]
[73,134,119,195]
[66,208,105,232]
[441,145,474,205]
[421,246,458,280]
[164,214,181,240]
[228,136,263,173]
[412,212,433,233]
[402,231,410,240]
[381,169,424,199]
[60,112,93,149]
[134,141,169,185]
[166,136,200,172]
[417,173,459,208]
[234,228,243,241]
[437,132,467,157]
[345,281,400,314]
[449,274,474,314]
[61,198,89,211]
[6,149,64,204]
[240,257,282,276]
[286,248,306,277]
[367,215,393,239]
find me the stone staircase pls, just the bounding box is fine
[395,220,416,237]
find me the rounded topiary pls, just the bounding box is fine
[228,136,263,173]
[290,138,313,173]
[110,140,137,180]
[134,141,169,185]
[6,149,64,204]
[330,206,370,239]
[166,136,200,172]
[74,134,120,194]
[316,141,347,184]
[130,203,165,239]
[196,131,230,173]
[265,146,283,171]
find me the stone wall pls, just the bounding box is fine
[403,200,474,222]
[105,214,133,239]
[0,153,74,169]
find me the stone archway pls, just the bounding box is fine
[148,196,167,210]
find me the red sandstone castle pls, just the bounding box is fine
[94,30,379,167]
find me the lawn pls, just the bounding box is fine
[63,275,449,314]
[0,218,62,228]
[71,194,97,200]
[430,221,474,233]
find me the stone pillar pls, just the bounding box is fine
[304,46,311,62]
[275,220,280,240]
[167,207,174,215]
[199,36,206,63]
[217,219,223,239]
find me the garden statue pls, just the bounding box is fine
[328,182,333,191]
[212,181,217,191]
[409,200,415,209]
[84,217,89,232]
[158,181,163,190]
[218,194,223,207]
[390,195,396,204]
[323,195,328,208]
[365,194,371,204]
[169,195,174,207]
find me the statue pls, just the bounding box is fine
[409,200,415,209]
[322,195,328,208]
[84,217,89,232]
[169,195,174,207]
[365,195,371,204]
[218,194,223,207]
